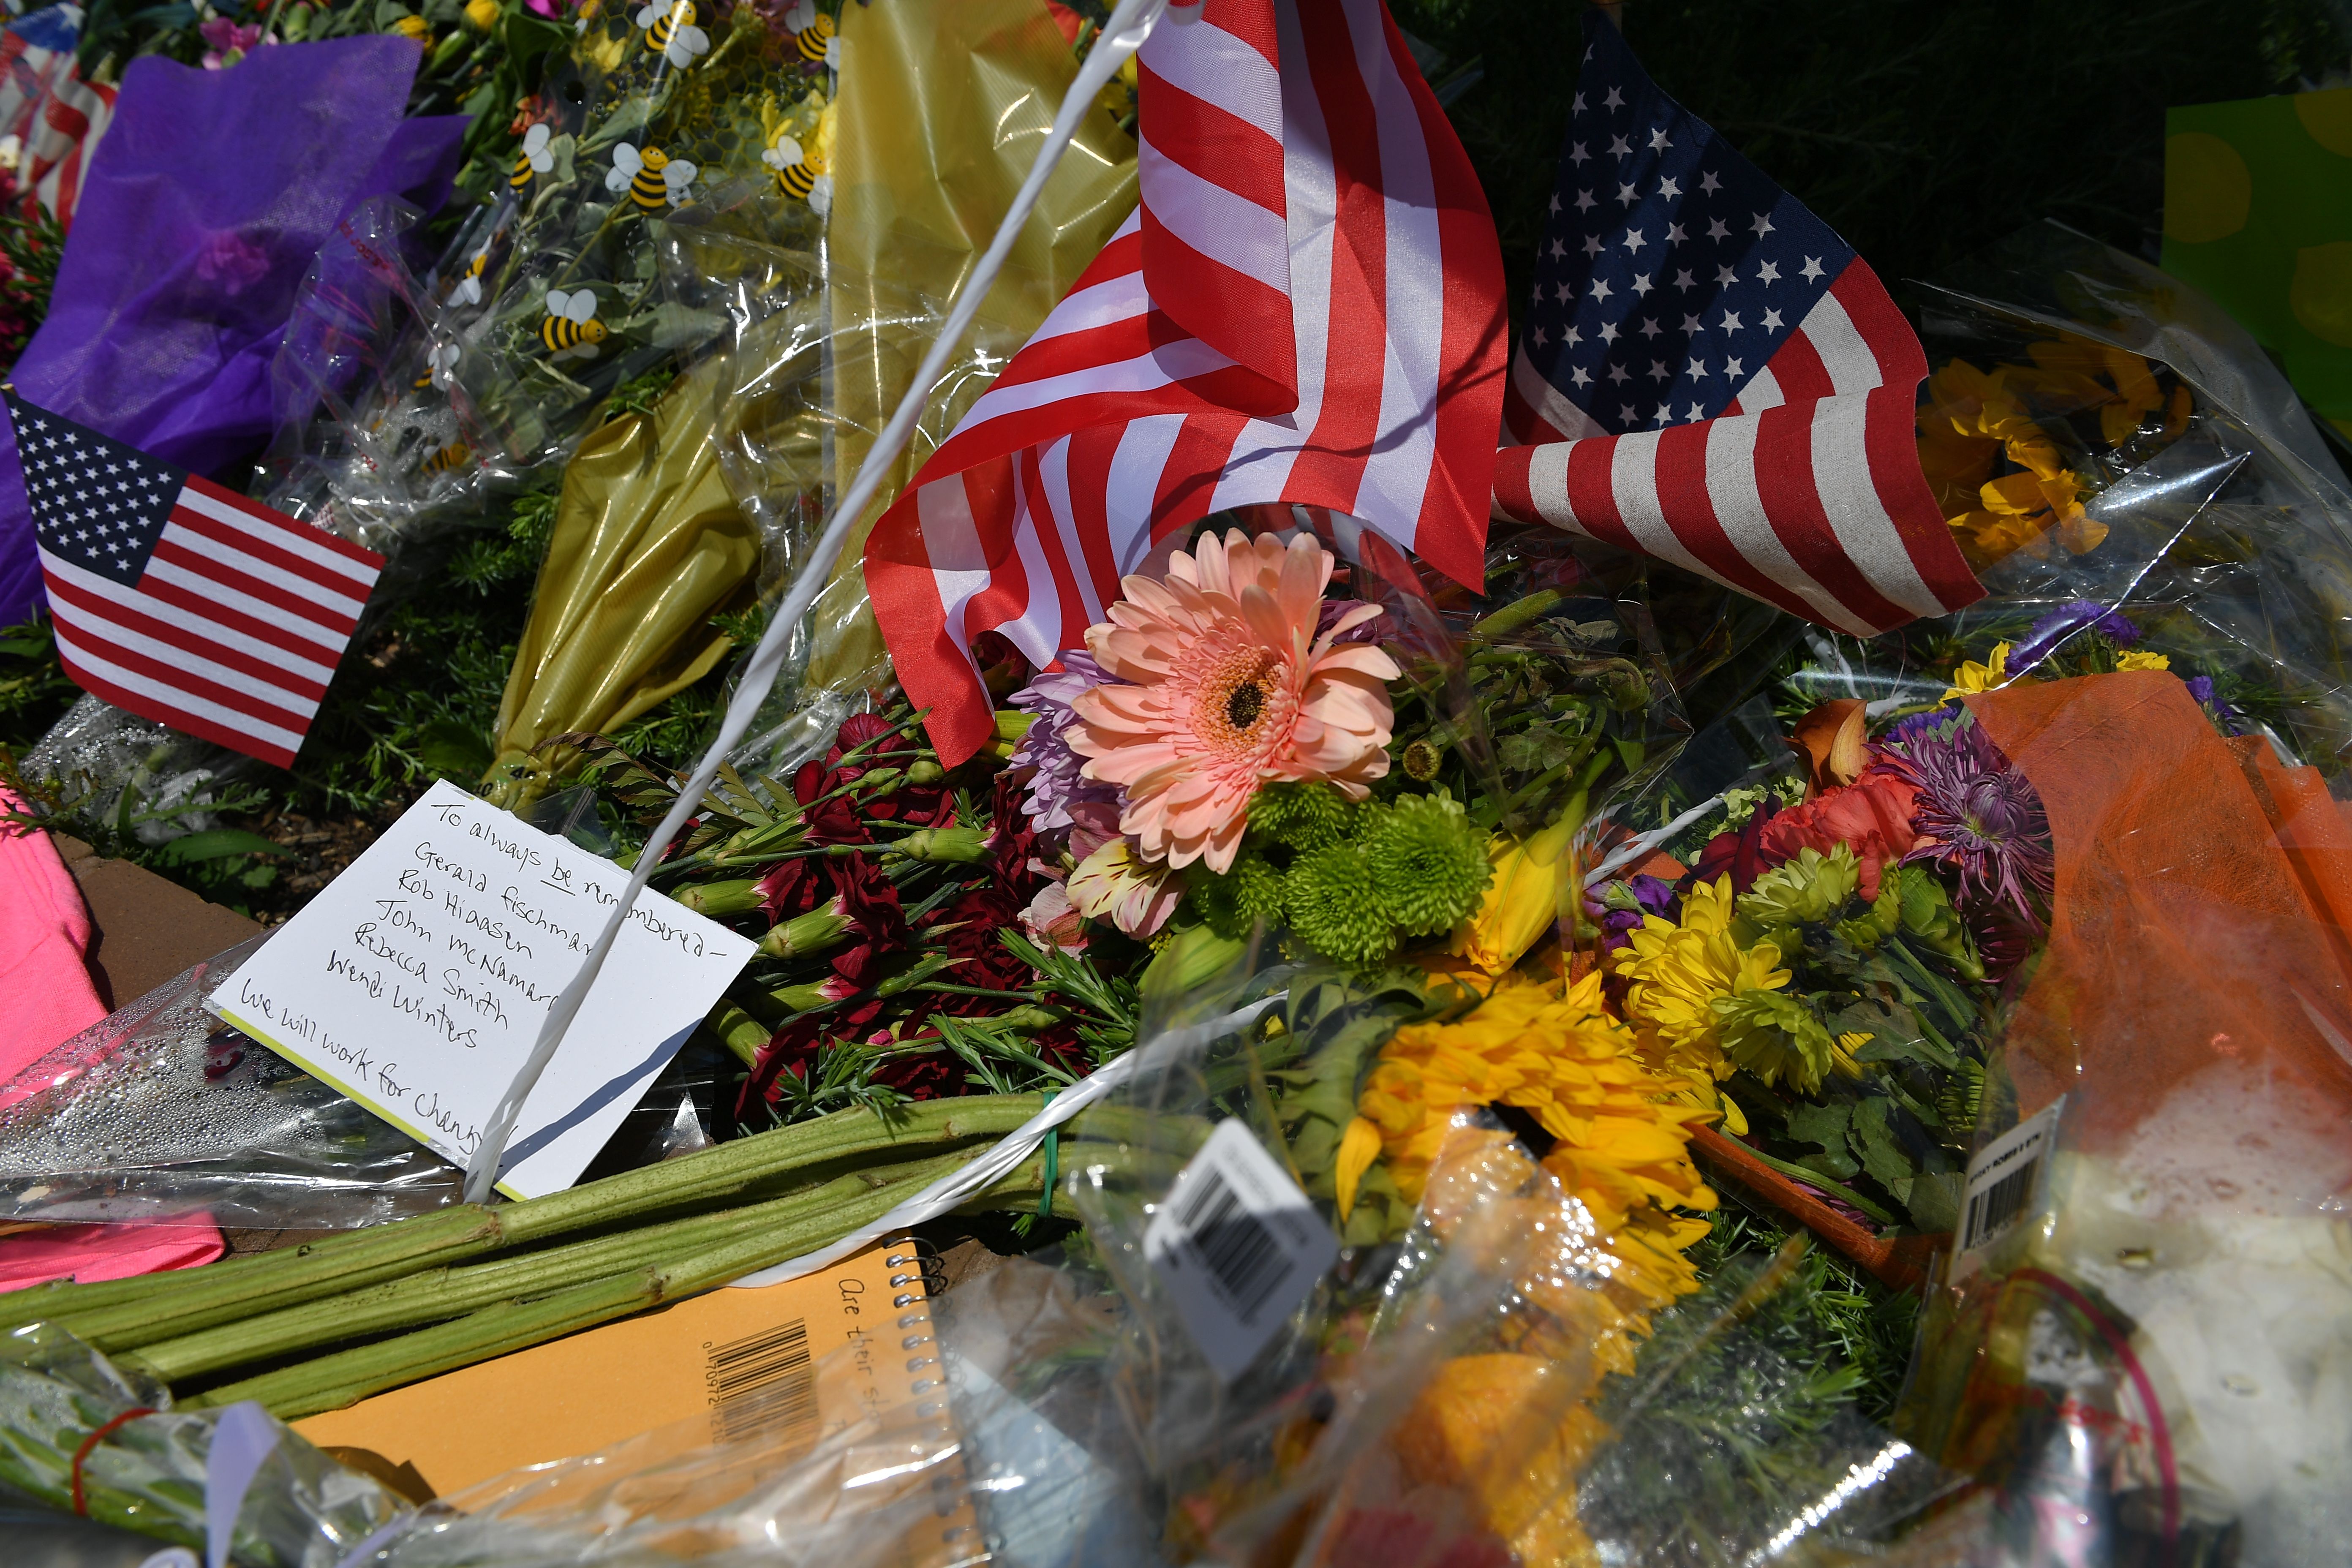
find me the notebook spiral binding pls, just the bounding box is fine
[884,1236,980,1558]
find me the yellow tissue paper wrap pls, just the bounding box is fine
[489,358,760,779]
[798,0,1140,694]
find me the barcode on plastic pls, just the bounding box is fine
[1958,1098,2063,1256]
[705,1315,817,1444]
[1171,1163,1289,1319]
[1144,1119,1339,1383]
[1961,1160,2040,1250]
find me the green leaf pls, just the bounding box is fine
[1907,1171,1963,1232]
[1794,1146,1861,1182]
[414,719,495,778]
[1783,1099,1851,1152]
[155,830,291,866]
[1850,1096,1921,1198]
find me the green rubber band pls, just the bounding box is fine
[1038,1088,1060,1220]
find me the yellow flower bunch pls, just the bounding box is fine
[1344,974,1716,1310]
[1606,874,1790,1135]
[1917,336,2194,571]
[1916,361,2106,566]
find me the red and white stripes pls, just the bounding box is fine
[1493,259,1981,636]
[866,0,1506,765]
[42,476,380,767]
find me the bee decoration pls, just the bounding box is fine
[782,1,836,68]
[421,440,473,477]
[413,340,462,391]
[633,0,708,70]
[449,243,491,306]
[539,288,607,361]
[608,142,697,210]
[510,123,554,191]
[762,133,831,218]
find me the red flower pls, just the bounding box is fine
[826,855,908,988]
[1686,799,1783,897]
[1756,766,1920,900]
[738,996,887,1116]
[793,756,873,846]
[755,855,825,922]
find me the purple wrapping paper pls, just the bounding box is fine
[0,36,467,626]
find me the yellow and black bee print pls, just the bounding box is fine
[795,10,833,63]
[539,288,608,359]
[607,142,697,210]
[633,0,708,68]
[422,440,472,477]
[511,123,554,191]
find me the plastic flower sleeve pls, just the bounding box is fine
[0,937,465,1231]
[1890,672,2352,1566]
[1005,931,1948,1566]
[652,0,1140,775]
[1783,220,2352,777]
[0,1322,409,1566]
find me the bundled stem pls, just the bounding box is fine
[10,1096,1042,1353]
[126,1150,976,1386]
[183,1151,1078,1420]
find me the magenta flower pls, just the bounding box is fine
[1885,718,2054,931]
[200,18,268,68]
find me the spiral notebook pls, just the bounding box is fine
[297,1233,975,1560]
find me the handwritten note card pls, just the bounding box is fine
[208,781,755,1198]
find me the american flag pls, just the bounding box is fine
[0,6,117,229]
[865,0,1507,765]
[1489,14,1979,636]
[12,394,383,768]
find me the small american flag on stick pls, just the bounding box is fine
[11,392,383,768]
[1489,13,1981,635]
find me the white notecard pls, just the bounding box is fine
[207,780,756,1198]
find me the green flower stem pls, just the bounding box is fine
[184,1152,1084,1422]
[124,1150,973,1388]
[13,1097,1042,1351]
[1470,590,1564,641]
[1719,1138,1902,1228]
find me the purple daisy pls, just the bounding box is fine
[1884,705,1962,749]
[2183,675,2244,737]
[2009,600,2140,674]
[1884,717,2055,930]
[1007,651,1122,835]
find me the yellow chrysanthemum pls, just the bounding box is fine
[1609,874,1787,1084]
[2117,649,2171,672]
[1355,975,1716,1248]
[1941,641,2012,702]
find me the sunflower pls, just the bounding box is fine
[1344,975,1715,1309]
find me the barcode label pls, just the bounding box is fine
[1959,1098,2063,1256]
[704,1315,817,1445]
[1144,1119,1338,1382]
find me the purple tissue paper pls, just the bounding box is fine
[0,35,467,626]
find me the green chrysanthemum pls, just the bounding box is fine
[1361,793,1491,934]
[1890,865,1983,979]
[1736,845,1862,940]
[1712,988,1837,1093]
[1284,843,1398,969]
[1249,781,1357,852]
[1188,849,1289,940]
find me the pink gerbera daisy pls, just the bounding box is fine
[1068,529,1399,873]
